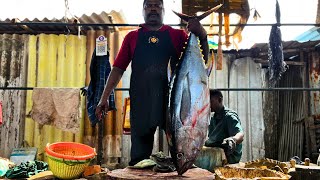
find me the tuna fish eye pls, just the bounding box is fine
[177,153,184,160]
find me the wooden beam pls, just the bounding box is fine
[258,48,314,56]
[254,59,306,66]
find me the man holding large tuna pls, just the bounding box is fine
[95,0,208,168]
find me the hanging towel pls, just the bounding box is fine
[87,49,115,126]
[0,101,2,126]
[30,88,80,133]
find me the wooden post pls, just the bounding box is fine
[308,116,318,153]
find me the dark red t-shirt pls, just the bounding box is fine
[113,24,188,70]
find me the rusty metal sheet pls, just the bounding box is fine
[310,51,320,116]
[0,34,28,158]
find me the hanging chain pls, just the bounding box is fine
[64,0,81,38]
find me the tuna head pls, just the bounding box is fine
[175,125,209,175]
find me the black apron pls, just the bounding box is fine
[129,28,178,165]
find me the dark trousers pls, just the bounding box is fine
[129,127,157,166]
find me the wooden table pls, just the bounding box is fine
[289,164,320,180]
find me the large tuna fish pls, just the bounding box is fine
[166,5,222,175]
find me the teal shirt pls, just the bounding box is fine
[205,106,243,164]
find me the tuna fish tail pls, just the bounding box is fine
[172,4,223,22]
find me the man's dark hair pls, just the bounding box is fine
[143,0,163,5]
[210,89,223,99]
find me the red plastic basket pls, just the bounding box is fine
[45,142,96,179]
[46,142,95,160]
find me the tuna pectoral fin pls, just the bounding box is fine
[180,73,191,123]
[173,4,222,22]
[172,10,190,22]
[206,51,214,76]
[167,58,173,82]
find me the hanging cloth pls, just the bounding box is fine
[86,49,116,126]
[31,88,81,133]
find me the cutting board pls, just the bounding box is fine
[290,164,320,180]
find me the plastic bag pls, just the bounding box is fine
[0,158,13,177]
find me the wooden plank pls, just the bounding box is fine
[254,59,306,66]
[302,50,311,158]
[294,164,320,179]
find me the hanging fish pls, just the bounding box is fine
[268,0,287,87]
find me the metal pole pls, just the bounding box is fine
[113,87,320,92]
[1,87,320,91]
[0,87,33,90]
[215,88,320,91]
[0,22,320,27]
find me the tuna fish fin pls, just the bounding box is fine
[173,4,222,22]
[167,58,173,81]
[196,4,223,21]
[172,10,191,22]
[206,51,214,76]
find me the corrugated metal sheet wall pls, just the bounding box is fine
[310,51,320,117]
[24,34,87,160]
[0,34,28,158]
[309,51,320,155]
[0,30,126,163]
[229,57,265,161]
[262,63,306,161]
[209,55,265,162]
[277,66,305,161]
